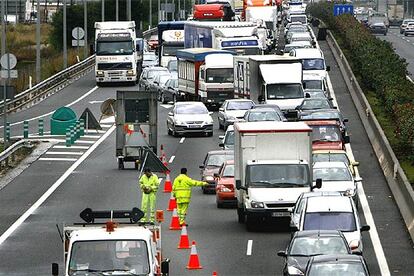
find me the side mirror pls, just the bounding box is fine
[312,178,322,190]
[219,108,224,112]
[214,173,220,178]
[360,225,370,232]
[236,180,241,190]
[219,135,224,140]
[52,263,59,276]
[343,118,349,123]
[161,258,170,274]
[199,165,204,169]
[328,97,334,101]
[352,251,363,256]
[219,143,224,148]
[326,65,331,71]
[352,161,360,166]
[305,92,311,98]
[168,112,173,116]
[277,250,287,257]
[344,135,350,144]
[290,225,299,232]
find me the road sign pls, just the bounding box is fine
[1,70,18,79]
[0,53,17,70]
[72,27,85,39]
[72,39,85,47]
[334,4,353,16]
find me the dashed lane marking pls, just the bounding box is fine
[74,140,95,144]
[53,145,89,150]
[169,155,175,164]
[179,137,185,144]
[38,158,77,162]
[246,240,253,256]
[45,151,84,156]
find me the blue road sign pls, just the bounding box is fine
[334,4,354,16]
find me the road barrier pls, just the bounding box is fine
[326,30,414,240]
[0,139,33,169]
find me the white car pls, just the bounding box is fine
[218,99,255,130]
[289,48,330,79]
[303,72,328,94]
[166,102,213,137]
[291,192,370,253]
[219,125,234,150]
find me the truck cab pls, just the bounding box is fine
[157,21,186,68]
[193,3,235,21]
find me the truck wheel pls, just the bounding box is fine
[134,161,139,170]
[118,159,124,170]
[237,207,245,224]
[173,94,177,103]
[168,128,172,136]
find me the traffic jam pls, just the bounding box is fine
[84,0,373,275]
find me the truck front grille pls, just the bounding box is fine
[97,62,133,70]
[265,203,295,208]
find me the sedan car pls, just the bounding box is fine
[166,102,213,137]
[296,98,335,118]
[404,22,414,36]
[400,18,414,34]
[215,160,236,207]
[369,22,387,35]
[139,66,169,90]
[159,77,178,104]
[218,99,255,130]
[304,254,370,276]
[200,150,234,194]
[243,108,284,122]
[278,230,352,276]
[313,150,360,178]
[219,125,234,150]
[142,52,158,68]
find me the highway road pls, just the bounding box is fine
[0,40,413,276]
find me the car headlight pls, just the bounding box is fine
[127,70,135,76]
[250,201,264,208]
[96,70,104,76]
[175,120,185,126]
[205,176,215,182]
[287,266,304,275]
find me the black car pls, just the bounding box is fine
[300,109,349,138]
[243,108,284,122]
[159,78,178,104]
[253,104,287,121]
[296,97,335,118]
[304,254,370,276]
[369,22,387,36]
[278,230,352,276]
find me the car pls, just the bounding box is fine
[304,89,327,99]
[400,19,414,34]
[313,161,362,204]
[277,230,352,276]
[291,192,370,253]
[151,72,172,94]
[215,160,236,207]
[159,77,179,104]
[355,13,369,26]
[300,109,348,137]
[304,120,350,151]
[283,42,313,54]
[296,98,335,118]
[289,48,330,78]
[369,22,387,35]
[404,22,414,36]
[166,102,214,137]
[253,104,287,121]
[303,72,328,93]
[219,125,234,150]
[218,99,255,130]
[199,150,234,194]
[286,29,311,44]
[288,32,314,45]
[313,150,360,178]
[242,108,285,122]
[304,254,370,276]
[139,66,169,90]
[142,52,158,68]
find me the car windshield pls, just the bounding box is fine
[290,236,349,256]
[313,153,350,166]
[163,44,184,56]
[168,60,177,71]
[169,79,178,88]
[291,16,307,23]
[144,54,157,61]
[291,36,312,42]
[311,125,341,142]
[304,212,357,232]
[206,68,234,83]
[300,99,331,110]
[96,41,134,55]
[304,80,323,90]
[267,84,304,99]
[68,240,149,275]
[308,262,367,276]
[247,111,281,122]
[148,69,168,79]
[226,47,261,55]
[313,166,352,181]
[158,75,171,86]
[247,164,310,187]
[224,130,234,145]
[302,59,325,70]
[222,164,235,177]
[226,101,254,110]
[306,91,326,98]
[206,154,233,167]
[302,111,341,121]
[176,104,208,114]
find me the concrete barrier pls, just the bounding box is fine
[326,30,414,241]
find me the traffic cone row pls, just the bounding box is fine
[169,208,181,230]
[167,192,177,211]
[159,144,168,167]
[163,171,172,193]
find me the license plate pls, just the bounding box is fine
[188,125,200,128]
[271,212,289,217]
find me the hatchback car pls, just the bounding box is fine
[404,22,414,36]
[159,78,179,104]
[400,19,414,34]
[369,22,387,35]
[243,108,284,122]
[151,72,171,94]
[304,254,370,276]
[215,160,236,207]
[166,102,213,137]
[139,66,169,90]
[278,230,352,276]
[218,99,255,129]
[200,150,234,194]
[305,120,349,151]
[219,125,235,150]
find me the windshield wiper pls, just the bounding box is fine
[99,269,141,275]
[251,180,272,185]
[71,269,103,275]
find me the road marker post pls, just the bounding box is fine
[70,125,76,144]
[65,128,71,147]
[75,120,81,139]
[23,121,29,139]
[38,119,44,136]
[5,122,10,142]
[79,119,85,136]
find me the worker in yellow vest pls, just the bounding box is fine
[172,168,208,226]
[139,168,160,223]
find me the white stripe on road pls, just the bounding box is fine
[168,155,175,164]
[53,145,89,149]
[74,140,95,144]
[81,135,101,139]
[246,240,253,256]
[179,137,185,144]
[0,86,99,129]
[0,125,115,246]
[38,158,77,162]
[45,151,84,156]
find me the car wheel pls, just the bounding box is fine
[202,186,207,194]
[118,159,124,170]
[237,207,245,224]
[218,120,223,130]
[207,132,213,137]
[400,30,403,34]
[172,126,178,137]
[405,32,408,36]
[167,127,172,135]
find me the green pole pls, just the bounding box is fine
[23,121,29,139]
[38,119,44,136]
[70,125,76,144]
[66,128,71,147]
[80,119,85,136]
[5,122,10,142]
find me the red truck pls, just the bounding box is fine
[193,3,235,21]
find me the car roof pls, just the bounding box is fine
[145,66,168,71]
[310,254,364,263]
[175,101,205,106]
[226,125,234,131]
[293,48,324,58]
[226,99,254,102]
[294,230,343,238]
[247,108,276,113]
[303,73,325,80]
[305,120,340,126]
[313,150,347,154]
[207,150,234,155]
[306,196,353,212]
[301,191,342,198]
[313,161,348,169]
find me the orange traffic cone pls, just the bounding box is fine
[167,192,177,211]
[169,208,181,230]
[163,171,172,193]
[178,225,190,249]
[187,241,202,270]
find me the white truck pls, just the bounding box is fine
[234,122,317,230]
[245,6,278,46]
[160,29,185,68]
[233,55,304,112]
[51,208,169,276]
[94,21,139,85]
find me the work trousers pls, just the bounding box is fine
[141,193,157,222]
[177,202,189,225]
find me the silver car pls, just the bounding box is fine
[218,99,255,130]
[167,102,214,137]
[139,66,169,90]
[142,52,158,68]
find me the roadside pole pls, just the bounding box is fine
[178,0,180,20]
[158,0,161,22]
[1,0,7,148]
[36,0,41,83]
[149,0,152,28]
[83,0,88,59]
[127,0,131,21]
[140,0,143,30]
[116,0,119,21]
[101,0,104,21]
[165,0,167,21]
[63,0,67,68]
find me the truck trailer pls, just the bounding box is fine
[177,48,235,108]
[193,3,235,21]
[157,21,186,67]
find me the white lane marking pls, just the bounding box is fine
[88,100,104,104]
[45,151,84,156]
[0,86,99,129]
[53,145,89,149]
[246,240,253,256]
[168,155,175,164]
[99,124,112,129]
[326,69,391,275]
[100,116,115,124]
[81,135,101,139]
[0,125,115,246]
[179,137,185,144]
[38,158,77,162]
[74,140,95,144]
[160,104,173,109]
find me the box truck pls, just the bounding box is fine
[157,21,186,67]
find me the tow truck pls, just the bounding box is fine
[52,208,169,276]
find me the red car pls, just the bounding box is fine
[304,120,350,151]
[215,160,236,208]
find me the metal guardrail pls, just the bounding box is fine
[326,30,414,240]
[0,139,33,167]
[0,55,95,115]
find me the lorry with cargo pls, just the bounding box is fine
[193,3,235,21]
[51,208,169,276]
[233,55,304,111]
[184,21,263,55]
[205,0,244,17]
[94,21,139,85]
[157,21,186,67]
[387,4,404,26]
[245,5,278,50]
[177,48,235,108]
[234,121,316,230]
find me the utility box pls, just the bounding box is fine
[50,107,77,135]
